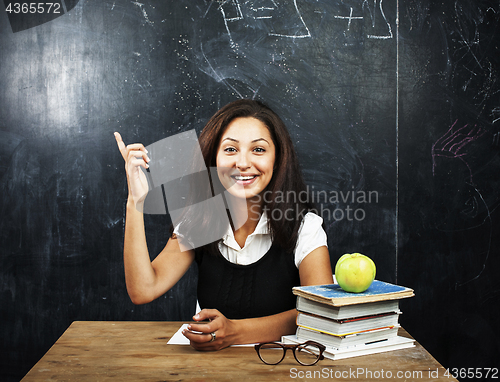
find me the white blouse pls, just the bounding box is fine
[218,211,327,268]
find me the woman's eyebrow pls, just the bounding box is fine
[252,138,270,144]
[221,137,270,144]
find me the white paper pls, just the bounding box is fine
[167,324,191,345]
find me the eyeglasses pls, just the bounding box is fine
[254,341,326,366]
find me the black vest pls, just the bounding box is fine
[195,243,300,319]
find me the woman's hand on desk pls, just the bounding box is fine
[114,132,150,208]
[182,309,237,351]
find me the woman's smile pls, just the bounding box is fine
[231,173,258,185]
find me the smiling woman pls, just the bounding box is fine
[217,117,276,206]
[195,99,320,256]
[115,99,333,351]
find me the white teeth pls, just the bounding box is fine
[234,175,256,181]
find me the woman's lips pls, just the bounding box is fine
[231,174,258,185]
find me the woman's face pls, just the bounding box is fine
[216,117,276,201]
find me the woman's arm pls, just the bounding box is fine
[184,246,333,350]
[115,132,194,305]
[183,308,297,350]
[297,245,333,285]
[123,203,195,304]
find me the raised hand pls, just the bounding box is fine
[114,132,150,209]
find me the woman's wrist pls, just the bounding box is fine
[127,196,144,213]
[225,319,242,346]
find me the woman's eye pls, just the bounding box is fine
[254,147,265,153]
[224,147,236,153]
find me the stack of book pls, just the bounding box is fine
[282,280,415,360]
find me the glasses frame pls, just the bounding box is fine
[254,340,326,366]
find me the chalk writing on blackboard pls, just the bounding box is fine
[333,7,363,32]
[218,0,311,47]
[334,0,393,40]
[216,0,393,48]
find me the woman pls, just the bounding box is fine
[114,99,333,351]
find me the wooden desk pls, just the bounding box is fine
[22,321,456,381]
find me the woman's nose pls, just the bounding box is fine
[236,153,250,170]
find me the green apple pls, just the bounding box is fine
[335,253,376,293]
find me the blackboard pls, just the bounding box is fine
[0,1,498,380]
[398,0,500,373]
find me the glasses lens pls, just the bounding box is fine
[295,343,321,366]
[258,343,285,365]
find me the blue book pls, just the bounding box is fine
[293,280,414,307]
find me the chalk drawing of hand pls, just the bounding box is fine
[431,121,493,285]
[431,120,485,183]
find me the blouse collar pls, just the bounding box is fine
[221,210,270,251]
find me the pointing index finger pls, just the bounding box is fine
[114,132,127,160]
